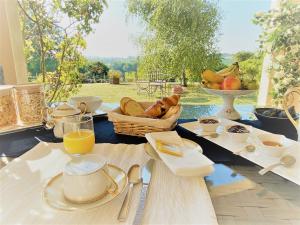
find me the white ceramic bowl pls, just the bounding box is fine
[198,116,220,132]
[225,124,252,143]
[252,133,293,157]
[69,96,102,113]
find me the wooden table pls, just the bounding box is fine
[0,142,218,225]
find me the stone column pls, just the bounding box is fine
[0,0,27,85]
[257,0,300,106]
[257,0,280,106]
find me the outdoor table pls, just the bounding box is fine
[0,116,296,162]
[0,117,219,225]
[0,107,300,224]
[0,117,247,162]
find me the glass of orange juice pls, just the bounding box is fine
[63,114,95,155]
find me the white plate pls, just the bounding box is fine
[145,138,202,160]
[145,135,213,177]
[43,164,128,211]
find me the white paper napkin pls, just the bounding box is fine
[145,131,214,177]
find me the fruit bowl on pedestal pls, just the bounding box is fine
[202,88,256,120]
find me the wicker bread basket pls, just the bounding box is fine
[108,102,182,137]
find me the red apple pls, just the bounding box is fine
[221,75,241,90]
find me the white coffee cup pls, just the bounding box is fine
[63,155,117,203]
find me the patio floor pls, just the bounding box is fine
[134,164,300,225]
[210,164,300,225]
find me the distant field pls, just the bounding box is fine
[76,83,257,105]
[222,53,234,65]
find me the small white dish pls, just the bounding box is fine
[197,116,220,132]
[250,133,293,157]
[69,96,102,113]
[43,164,127,211]
[225,124,252,143]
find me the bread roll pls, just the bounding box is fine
[161,105,180,119]
[144,101,163,118]
[124,100,145,117]
[120,97,133,113]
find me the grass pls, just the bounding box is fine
[76,82,257,105]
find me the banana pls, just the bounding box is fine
[201,62,240,88]
[216,64,235,75]
[233,67,239,77]
[201,80,209,88]
[218,69,239,77]
[217,62,240,77]
[201,69,224,83]
[217,71,233,77]
[208,83,221,90]
[201,80,221,89]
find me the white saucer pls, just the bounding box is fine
[43,164,128,211]
[145,138,203,160]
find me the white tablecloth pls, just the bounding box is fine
[0,142,218,225]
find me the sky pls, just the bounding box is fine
[83,0,271,58]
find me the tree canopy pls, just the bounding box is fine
[239,52,263,84]
[19,0,107,102]
[254,0,300,104]
[233,51,254,62]
[128,0,221,85]
[82,61,110,83]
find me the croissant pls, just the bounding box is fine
[144,101,164,118]
[161,95,180,111]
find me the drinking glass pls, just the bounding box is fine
[63,114,95,155]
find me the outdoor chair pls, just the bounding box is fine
[136,80,151,96]
[135,70,169,97]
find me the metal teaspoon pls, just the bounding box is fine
[234,144,256,155]
[259,155,296,175]
[118,164,142,222]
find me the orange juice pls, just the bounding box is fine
[63,129,95,154]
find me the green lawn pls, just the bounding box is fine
[76,83,257,105]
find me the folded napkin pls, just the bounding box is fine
[145,131,214,177]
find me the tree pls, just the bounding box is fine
[253,0,300,104]
[18,0,107,102]
[128,0,221,86]
[233,51,254,62]
[87,61,109,82]
[239,53,264,86]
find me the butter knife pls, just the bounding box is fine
[133,159,154,225]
